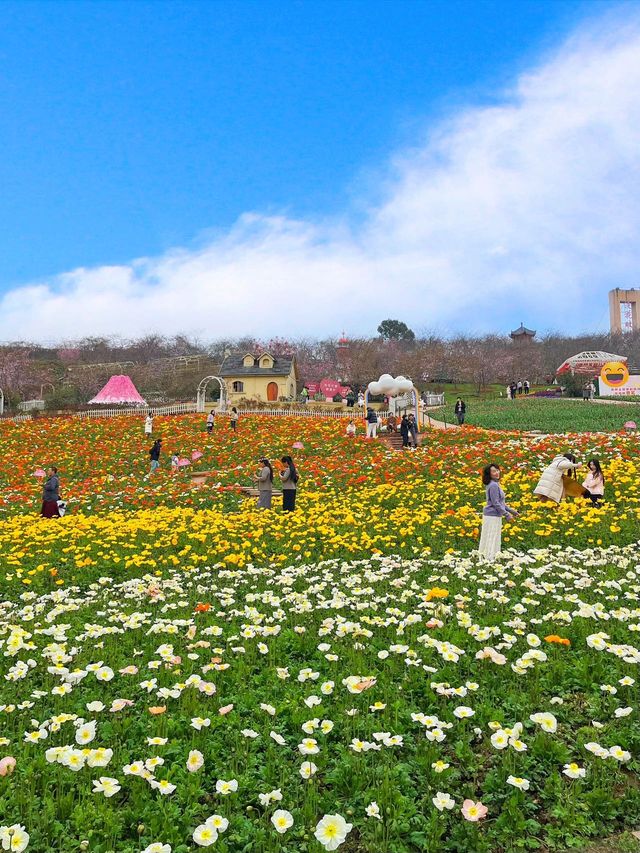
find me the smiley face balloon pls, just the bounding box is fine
[600,360,629,387]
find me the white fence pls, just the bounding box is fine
[2,393,445,424]
[75,402,198,419]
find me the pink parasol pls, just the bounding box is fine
[177,458,191,467]
[292,441,304,450]
[34,468,46,477]
[191,450,203,461]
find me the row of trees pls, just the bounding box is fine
[1,324,639,409]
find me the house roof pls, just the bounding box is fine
[510,322,536,338]
[88,374,147,405]
[219,353,295,377]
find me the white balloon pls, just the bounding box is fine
[367,381,382,395]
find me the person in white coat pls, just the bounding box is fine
[144,414,153,436]
[533,453,582,503]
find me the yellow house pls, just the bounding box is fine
[220,352,298,403]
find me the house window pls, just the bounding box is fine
[262,358,270,367]
[242,354,255,368]
[232,381,244,393]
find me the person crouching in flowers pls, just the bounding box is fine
[582,458,605,506]
[478,464,518,561]
[533,452,582,504]
[254,458,273,509]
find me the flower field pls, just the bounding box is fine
[434,398,640,434]
[1,414,640,852]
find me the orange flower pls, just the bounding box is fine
[544,635,571,646]
[194,602,211,613]
[148,705,167,715]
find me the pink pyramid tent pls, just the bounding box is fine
[88,375,147,406]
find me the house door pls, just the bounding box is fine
[267,382,278,402]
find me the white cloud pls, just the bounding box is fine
[3,11,640,342]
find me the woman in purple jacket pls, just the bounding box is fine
[478,464,518,561]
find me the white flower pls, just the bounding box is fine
[95,666,114,682]
[299,761,317,779]
[215,778,238,795]
[320,681,334,695]
[314,813,353,850]
[365,801,381,820]
[92,776,121,798]
[86,701,105,712]
[193,824,218,847]
[0,825,30,852]
[271,810,294,834]
[142,844,171,853]
[205,815,228,832]
[563,763,586,779]
[529,712,557,733]
[490,730,509,750]
[187,750,204,772]
[75,721,97,745]
[614,707,633,718]
[260,703,276,715]
[150,779,176,795]
[453,706,474,719]
[241,729,259,739]
[507,775,530,791]
[190,717,211,731]
[431,760,450,773]
[609,745,631,762]
[432,791,455,811]
[86,748,113,768]
[298,738,320,755]
[270,731,286,746]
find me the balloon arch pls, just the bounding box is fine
[365,373,420,422]
[196,376,228,413]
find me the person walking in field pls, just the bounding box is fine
[206,409,216,432]
[279,455,298,512]
[144,414,154,436]
[524,380,530,395]
[582,458,605,506]
[230,407,239,431]
[41,466,62,518]
[149,439,162,474]
[366,407,378,439]
[454,397,466,425]
[254,458,274,509]
[533,453,582,504]
[478,463,518,561]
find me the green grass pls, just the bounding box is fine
[432,397,640,433]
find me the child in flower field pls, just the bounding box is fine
[346,419,356,437]
[478,463,518,561]
[582,458,605,506]
[171,454,180,473]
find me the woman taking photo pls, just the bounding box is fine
[478,463,518,561]
[533,453,581,504]
[254,458,274,509]
[279,455,298,512]
[229,407,239,431]
[582,458,605,506]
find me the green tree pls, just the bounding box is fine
[377,319,415,342]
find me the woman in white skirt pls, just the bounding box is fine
[478,464,518,561]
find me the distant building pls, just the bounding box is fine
[510,323,536,344]
[219,352,297,403]
[609,288,640,334]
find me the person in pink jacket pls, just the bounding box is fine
[582,458,605,507]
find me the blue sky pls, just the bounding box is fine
[1,0,638,341]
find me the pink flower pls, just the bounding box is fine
[461,799,488,822]
[219,704,234,716]
[0,756,16,776]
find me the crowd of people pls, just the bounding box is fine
[505,380,530,399]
